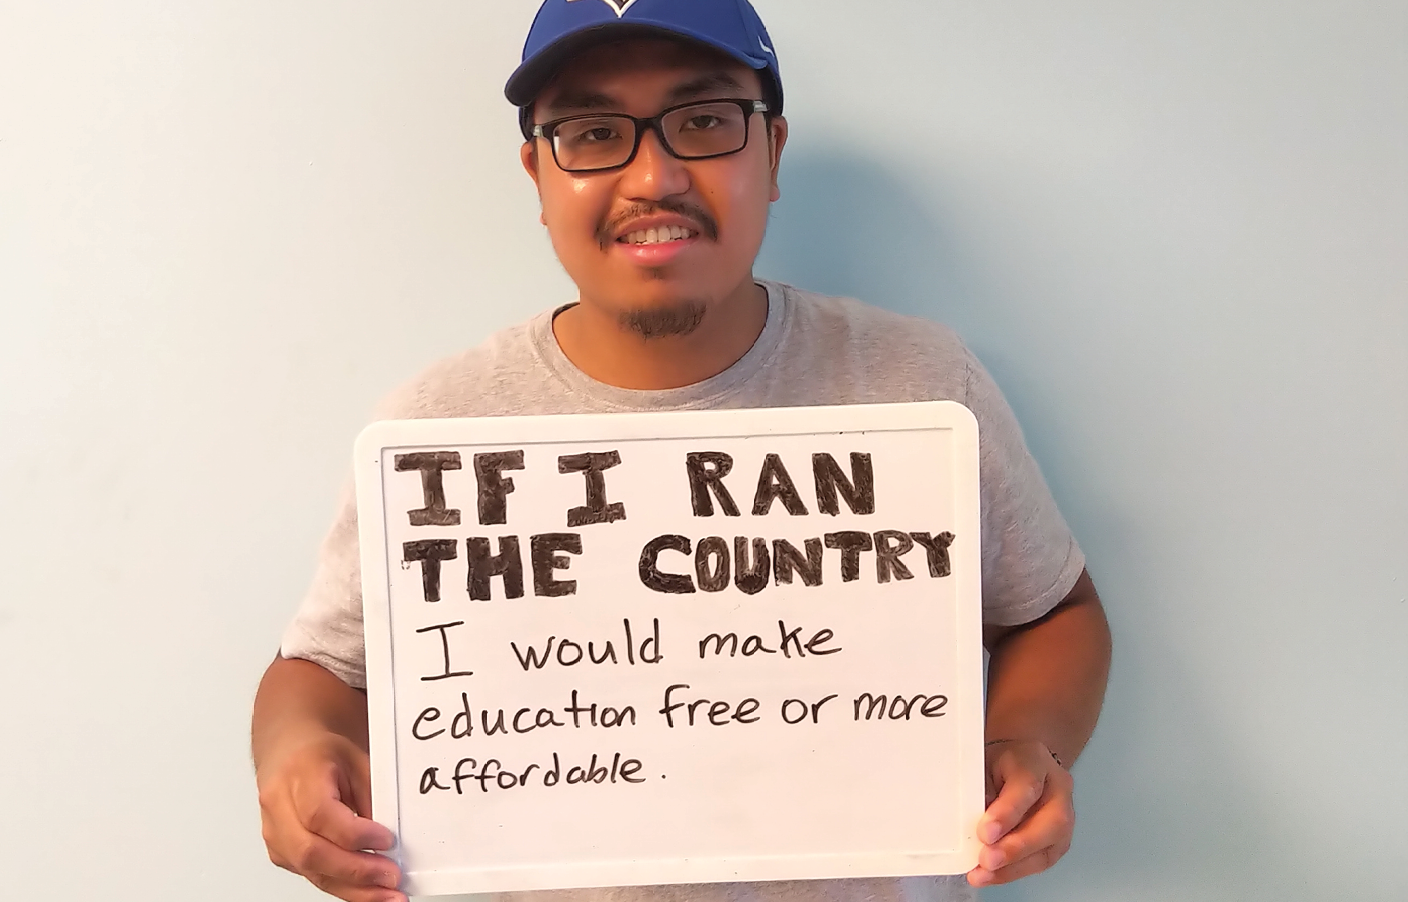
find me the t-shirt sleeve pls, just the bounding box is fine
[962,347,1086,626]
[279,477,369,688]
[278,357,462,689]
[277,379,434,689]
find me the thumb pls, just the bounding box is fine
[341,743,380,823]
[299,769,396,853]
[979,747,1048,844]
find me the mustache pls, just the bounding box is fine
[597,200,719,248]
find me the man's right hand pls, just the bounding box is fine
[257,731,405,902]
[252,655,407,902]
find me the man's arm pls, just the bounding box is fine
[252,655,406,902]
[968,568,1112,888]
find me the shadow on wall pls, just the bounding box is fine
[755,145,1344,902]
[758,145,988,332]
[755,143,1089,508]
[755,145,1058,455]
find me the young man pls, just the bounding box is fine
[252,2,1112,902]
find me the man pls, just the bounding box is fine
[252,2,1112,901]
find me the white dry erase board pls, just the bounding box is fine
[354,402,985,896]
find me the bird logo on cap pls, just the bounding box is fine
[566,0,640,18]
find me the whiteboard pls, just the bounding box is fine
[353,402,985,896]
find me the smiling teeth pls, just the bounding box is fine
[622,226,696,245]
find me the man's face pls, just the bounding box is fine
[522,38,787,334]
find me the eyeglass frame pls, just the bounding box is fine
[530,98,771,173]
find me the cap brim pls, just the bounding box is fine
[505,20,771,107]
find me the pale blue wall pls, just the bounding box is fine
[1,2,1403,900]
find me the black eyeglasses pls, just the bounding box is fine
[532,98,769,173]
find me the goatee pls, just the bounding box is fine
[619,302,707,340]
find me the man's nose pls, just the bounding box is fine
[617,125,690,200]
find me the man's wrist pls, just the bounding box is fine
[984,737,1065,769]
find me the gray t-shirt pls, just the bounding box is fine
[280,280,1084,902]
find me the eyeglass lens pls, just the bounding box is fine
[552,102,751,172]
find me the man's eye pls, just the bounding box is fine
[562,123,623,146]
[681,115,724,131]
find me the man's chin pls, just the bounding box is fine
[618,300,707,340]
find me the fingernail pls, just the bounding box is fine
[982,821,1003,844]
[968,869,991,887]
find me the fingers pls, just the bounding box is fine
[969,837,1071,887]
[258,735,404,900]
[968,742,1076,887]
[969,782,1074,885]
[304,791,397,853]
[978,756,1055,845]
[285,833,403,892]
[308,872,408,902]
[322,886,406,902]
[344,745,379,821]
[318,888,405,902]
[283,782,401,885]
[265,802,403,889]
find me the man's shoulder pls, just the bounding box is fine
[771,282,974,398]
[780,282,967,350]
[372,312,558,421]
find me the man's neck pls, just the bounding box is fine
[551,279,769,390]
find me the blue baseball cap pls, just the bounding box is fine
[506,0,783,135]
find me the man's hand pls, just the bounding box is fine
[971,570,1110,887]
[253,655,408,902]
[257,730,405,902]
[966,739,1076,888]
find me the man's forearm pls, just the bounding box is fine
[983,570,1112,766]
[251,655,371,769]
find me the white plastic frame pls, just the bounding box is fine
[353,401,985,896]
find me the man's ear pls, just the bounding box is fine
[521,141,542,189]
[767,116,788,203]
[520,142,547,225]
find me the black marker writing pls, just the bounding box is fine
[639,534,694,594]
[558,451,627,527]
[420,752,645,795]
[685,452,740,517]
[396,451,462,527]
[658,683,762,728]
[510,618,662,670]
[694,535,730,592]
[734,536,770,595]
[687,451,876,518]
[873,530,916,583]
[752,453,808,516]
[824,531,872,582]
[414,690,640,741]
[773,537,823,586]
[530,532,582,597]
[474,450,524,526]
[697,620,841,659]
[910,531,955,577]
[853,692,948,721]
[813,452,875,516]
[465,535,525,600]
[416,621,474,681]
[781,694,837,725]
[402,538,457,602]
[637,530,949,594]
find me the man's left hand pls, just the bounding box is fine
[967,739,1076,887]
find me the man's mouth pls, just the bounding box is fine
[618,226,700,246]
[598,200,719,250]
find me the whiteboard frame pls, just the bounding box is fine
[353,401,985,896]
